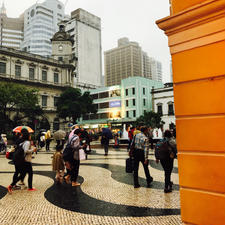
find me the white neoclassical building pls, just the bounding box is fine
[151,83,176,130]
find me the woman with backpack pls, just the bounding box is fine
[7,128,36,194]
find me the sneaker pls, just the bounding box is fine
[72,182,80,187]
[28,188,37,191]
[12,185,21,190]
[7,185,12,194]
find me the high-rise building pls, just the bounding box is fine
[104,37,162,86]
[142,51,151,79]
[0,3,24,49]
[150,57,162,82]
[65,8,102,89]
[104,37,143,86]
[21,0,65,56]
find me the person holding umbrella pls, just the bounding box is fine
[8,128,37,193]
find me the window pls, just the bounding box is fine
[126,111,129,118]
[99,102,109,109]
[54,97,59,107]
[133,99,136,106]
[157,104,163,116]
[54,73,59,83]
[168,103,174,115]
[143,87,146,95]
[91,94,98,99]
[132,88,135,95]
[42,70,47,81]
[29,67,35,80]
[143,99,146,106]
[0,62,6,74]
[15,65,21,77]
[58,56,63,61]
[133,110,136,117]
[99,92,109,99]
[125,89,128,96]
[126,100,128,107]
[42,96,47,107]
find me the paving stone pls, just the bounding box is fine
[0,148,181,224]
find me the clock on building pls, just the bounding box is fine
[58,45,63,51]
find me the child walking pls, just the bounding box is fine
[52,144,65,184]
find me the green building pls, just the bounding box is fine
[79,76,163,129]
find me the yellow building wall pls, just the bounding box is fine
[157,0,225,224]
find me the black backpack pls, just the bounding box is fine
[62,136,77,162]
[13,141,25,166]
[155,138,175,160]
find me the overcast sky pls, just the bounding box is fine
[4,0,171,83]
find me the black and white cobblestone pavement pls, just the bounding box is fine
[0,147,182,225]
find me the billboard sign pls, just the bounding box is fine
[109,101,121,108]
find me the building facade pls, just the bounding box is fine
[104,37,162,86]
[65,8,102,89]
[0,42,75,131]
[151,83,175,130]
[0,3,24,49]
[21,0,65,56]
[79,77,164,128]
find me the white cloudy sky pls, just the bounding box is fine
[3,0,171,82]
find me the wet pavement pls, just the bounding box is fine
[0,147,182,225]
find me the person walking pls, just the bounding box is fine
[52,144,65,184]
[45,130,51,152]
[8,128,36,193]
[130,126,153,188]
[155,130,177,193]
[101,128,112,156]
[65,129,84,187]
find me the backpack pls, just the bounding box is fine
[155,139,171,160]
[13,142,25,166]
[62,135,77,162]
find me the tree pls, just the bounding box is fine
[0,82,43,132]
[57,87,97,124]
[135,111,164,128]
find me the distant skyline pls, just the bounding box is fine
[3,0,171,83]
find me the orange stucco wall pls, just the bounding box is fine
[157,0,225,224]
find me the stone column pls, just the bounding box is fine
[157,1,225,225]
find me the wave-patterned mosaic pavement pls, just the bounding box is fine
[0,148,182,225]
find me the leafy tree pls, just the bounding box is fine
[0,82,43,132]
[57,87,97,124]
[135,111,164,128]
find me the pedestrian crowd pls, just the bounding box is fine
[6,125,177,195]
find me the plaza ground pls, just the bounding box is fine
[0,145,181,225]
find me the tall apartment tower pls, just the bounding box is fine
[142,51,152,79]
[104,37,143,86]
[65,8,102,89]
[0,3,24,49]
[150,57,162,82]
[21,0,65,56]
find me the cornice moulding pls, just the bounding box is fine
[156,0,225,35]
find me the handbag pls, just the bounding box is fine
[79,149,86,161]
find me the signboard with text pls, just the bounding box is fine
[109,101,121,108]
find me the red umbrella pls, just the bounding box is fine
[13,126,34,133]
